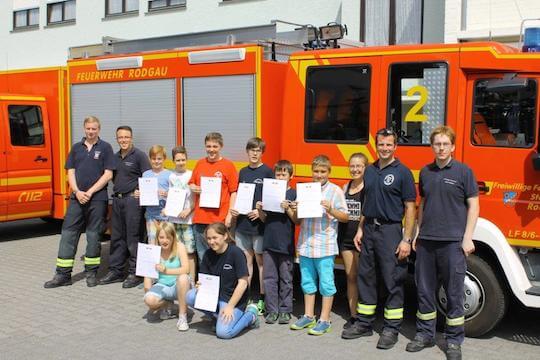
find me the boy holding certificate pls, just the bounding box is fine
[230,137,273,315]
[256,160,298,324]
[290,155,348,335]
[189,133,238,262]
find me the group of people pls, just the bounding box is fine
[43,115,479,360]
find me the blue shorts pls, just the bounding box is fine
[235,232,263,255]
[144,282,177,302]
[299,255,336,297]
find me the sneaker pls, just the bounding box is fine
[160,303,178,320]
[446,343,462,360]
[376,330,399,350]
[290,315,316,330]
[44,274,72,288]
[265,312,279,324]
[86,272,98,287]
[343,317,356,329]
[176,314,189,331]
[341,321,373,339]
[308,320,332,336]
[246,303,260,329]
[406,335,436,352]
[144,310,161,323]
[257,299,266,315]
[278,312,292,325]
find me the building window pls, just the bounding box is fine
[13,8,39,29]
[9,105,44,146]
[47,0,76,24]
[106,0,139,16]
[305,65,371,143]
[148,0,186,11]
[387,62,448,145]
[471,77,536,148]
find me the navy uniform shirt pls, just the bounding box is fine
[235,164,274,235]
[200,244,249,310]
[262,188,296,256]
[65,137,116,201]
[418,159,478,242]
[362,158,416,222]
[113,146,151,194]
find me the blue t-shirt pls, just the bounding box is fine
[235,164,274,236]
[65,137,116,201]
[362,158,416,222]
[263,188,296,256]
[418,159,478,242]
[143,169,172,221]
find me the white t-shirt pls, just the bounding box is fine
[168,169,194,225]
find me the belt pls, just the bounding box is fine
[364,217,400,226]
[113,191,135,199]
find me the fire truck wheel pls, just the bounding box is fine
[436,254,508,338]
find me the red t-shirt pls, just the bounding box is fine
[189,157,239,224]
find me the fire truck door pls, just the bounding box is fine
[4,103,53,220]
[463,74,540,246]
[0,106,6,221]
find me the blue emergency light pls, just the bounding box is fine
[522,27,540,52]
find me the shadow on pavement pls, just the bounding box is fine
[0,218,62,242]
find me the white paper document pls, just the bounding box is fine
[163,188,187,217]
[234,183,256,215]
[138,177,159,206]
[296,182,323,218]
[195,273,220,313]
[135,243,161,279]
[199,177,222,208]
[262,178,287,213]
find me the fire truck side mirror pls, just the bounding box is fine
[533,152,540,171]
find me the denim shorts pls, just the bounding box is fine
[144,282,177,302]
[235,232,263,254]
[174,224,195,254]
[299,255,336,297]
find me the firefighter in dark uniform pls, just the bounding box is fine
[406,126,479,360]
[341,128,416,350]
[44,116,115,288]
[98,126,151,288]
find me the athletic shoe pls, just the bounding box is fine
[308,320,332,335]
[406,336,436,352]
[265,312,279,324]
[246,303,260,329]
[176,314,189,331]
[290,315,316,330]
[278,312,291,324]
[257,299,266,315]
[160,303,178,320]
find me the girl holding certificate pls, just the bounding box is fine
[143,222,191,331]
[186,222,260,339]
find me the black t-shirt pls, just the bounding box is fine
[362,158,416,222]
[65,137,116,201]
[263,188,296,256]
[113,146,151,194]
[200,244,249,310]
[235,164,274,235]
[418,160,478,242]
[338,182,365,241]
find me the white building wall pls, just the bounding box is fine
[445,0,540,44]
[1,0,356,70]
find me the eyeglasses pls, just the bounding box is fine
[376,128,396,137]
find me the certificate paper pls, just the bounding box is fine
[199,177,222,208]
[262,178,287,213]
[138,177,159,206]
[195,273,220,313]
[164,188,187,217]
[296,182,323,218]
[234,183,256,215]
[135,243,161,279]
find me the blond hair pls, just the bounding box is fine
[148,145,166,159]
[156,222,178,260]
[312,154,331,171]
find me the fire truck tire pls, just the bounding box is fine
[463,254,507,337]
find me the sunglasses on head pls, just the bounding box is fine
[376,128,396,137]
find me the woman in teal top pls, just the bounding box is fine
[144,222,190,331]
